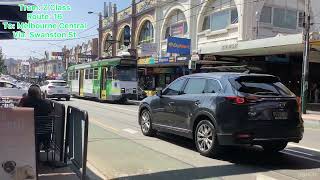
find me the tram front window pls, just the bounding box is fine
[114,67,137,81]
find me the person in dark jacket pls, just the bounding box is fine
[19,84,53,116]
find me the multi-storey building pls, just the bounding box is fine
[100,0,320,95]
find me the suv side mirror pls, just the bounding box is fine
[156,90,163,97]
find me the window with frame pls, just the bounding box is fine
[85,69,89,79]
[75,70,79,80]
[183,78,206,94]
[163,78,186,95]
[273,8,297,29]
[209,8,238,31]
[202,16,210,31]
[89,69,94,79]
[260,6,272,23]
[205,79,222,93]
[298,11,304,27]
[94,68,99,79]
[138,20,154,45]
[164,10,187,39]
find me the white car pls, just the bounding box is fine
[0,80,19,89]
[41,80,71,101]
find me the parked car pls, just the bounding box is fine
[40,80,71,101]
[138,73,304,157]
[0,80,19,89]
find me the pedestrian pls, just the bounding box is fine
[18,84,53,116]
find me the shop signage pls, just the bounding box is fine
[141,43,157,57]
[222,43,238,50]
[176,55,191,61]
[169,56,176,63]
[158,57,170,64]
[167,36,191,55]
[138,57,155,65]
[191,54,200,61]
[170,22,184,37]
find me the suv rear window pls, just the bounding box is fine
[230,76,294,96]
[51,82,67,86]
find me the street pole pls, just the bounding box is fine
[301,0,311,114]
[98,12,103,60]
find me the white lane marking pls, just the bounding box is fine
[282,151,320,163]
[123,128,138,134]
[285,148,314,157]
[288,143,320,153]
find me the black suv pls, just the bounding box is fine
[138,73,304,157]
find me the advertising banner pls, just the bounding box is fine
[167,36,191,55]
[0,108,37,180]
[170,22,184,37]
[140,43,157,57]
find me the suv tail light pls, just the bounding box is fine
[226,96,246,105]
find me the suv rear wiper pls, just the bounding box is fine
[254,92,280,96]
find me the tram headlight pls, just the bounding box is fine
[121,88,125,93]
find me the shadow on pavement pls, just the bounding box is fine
[138,132,320,179]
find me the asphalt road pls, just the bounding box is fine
[61,98,320,180]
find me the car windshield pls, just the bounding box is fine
[51,82,67,86]
[114,67,137,81]
[231,76,294,96]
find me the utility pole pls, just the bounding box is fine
[301,0,311,114]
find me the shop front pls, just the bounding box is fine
[138,56,190,95]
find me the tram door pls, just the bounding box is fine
[79,69,84,97]
[100,67,107,100]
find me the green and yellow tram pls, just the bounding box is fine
[67,57,138,102]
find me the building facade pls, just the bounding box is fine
[100,0,320,96]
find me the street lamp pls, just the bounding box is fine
[88,11,103,59]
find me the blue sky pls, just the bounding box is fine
[1,0,131,60]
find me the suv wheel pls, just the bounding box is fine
[140,109,156,136]
[262,141,288,153]
[195,120,221,157]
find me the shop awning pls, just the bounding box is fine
[199,34,303,57]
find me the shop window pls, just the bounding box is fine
[94,68,99,79]
[183,78,206,94]
[260,6,272,23]
[163,78,186,95]
[273,8,297,29]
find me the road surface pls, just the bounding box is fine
[61,98,320,180]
